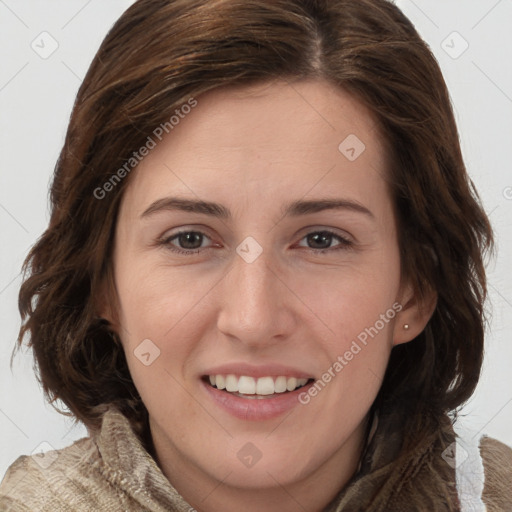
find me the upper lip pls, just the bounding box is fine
[202,362,314,380]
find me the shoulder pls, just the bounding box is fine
[0,436,104,511]
[479,436,512,512]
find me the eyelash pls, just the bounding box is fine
[157,229,354,256]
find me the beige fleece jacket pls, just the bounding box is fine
[1,408,511,511]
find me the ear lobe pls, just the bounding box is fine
[393,283,437,346]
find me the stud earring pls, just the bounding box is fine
[403,324,410,330]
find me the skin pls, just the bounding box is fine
[101,78,436,512]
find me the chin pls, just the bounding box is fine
[209,453,313,490]
[194,434,327,490]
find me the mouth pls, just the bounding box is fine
[203,374,314,399]
[200,363,317,420]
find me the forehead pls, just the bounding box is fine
[120,79,389,216]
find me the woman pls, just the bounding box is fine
[1,0,511,510]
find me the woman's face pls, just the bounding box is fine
[106,79,420,494]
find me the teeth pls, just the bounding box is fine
[275,376,287,393]
[286,377,297,392]
[216,375,226,390]
[225,374,238,392]
[238,376,256,394]
[256,376,274,395]
[207,375,309,395]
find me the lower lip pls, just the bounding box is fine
[201,379,314,421]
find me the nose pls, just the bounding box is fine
[216,245,296,348]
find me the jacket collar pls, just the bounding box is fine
[94,404,459,511]
[94,407,193,511]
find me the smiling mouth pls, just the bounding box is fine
[203,374,314,399]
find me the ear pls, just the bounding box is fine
[392,280,437,346]
[94,274,118,330]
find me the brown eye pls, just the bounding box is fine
[160,230,212,254]
[298,231,353,253]
[174,232,205,250]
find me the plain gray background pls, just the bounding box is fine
[1,0,511,480]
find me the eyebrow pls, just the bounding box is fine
[140,196,374,220]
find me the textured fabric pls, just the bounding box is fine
[323,405,461,511]
[1,405,511,511]
[0,410,192,512]
[479,436,512,512]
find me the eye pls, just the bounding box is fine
[157,229,353,255]
[296,230,353,253]
[158,230,213,255]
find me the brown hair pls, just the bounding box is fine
[16,0,493,444]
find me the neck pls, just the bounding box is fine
[149,416,370,512]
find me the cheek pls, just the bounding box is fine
[292,253,400,342]
[310,285,396,391]
[114,265,208,424]
[115,256,216,340]
[294,289,398,446]
[112,259,204,389]
[290,252,400,407]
